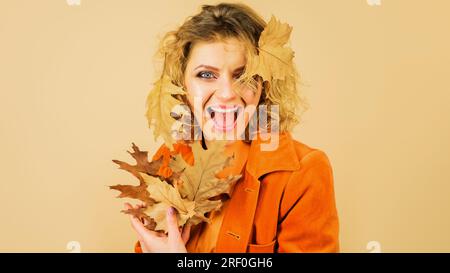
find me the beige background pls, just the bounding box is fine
[1,0,449,252]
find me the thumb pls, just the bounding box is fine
[166,207,181,241]
[182,224,192,244]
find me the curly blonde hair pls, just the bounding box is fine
[151,2,308,134]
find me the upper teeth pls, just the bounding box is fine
[209,106,239,113]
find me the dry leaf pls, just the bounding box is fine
[111,142,162,183]
[140,173,196,231]
[241,15,295,83]
[110,182,155,206]
[110,141,240,233]
[151,143,194,180]
[121,206,157,230]
[111,143,182,186]
[145,75,186,146]
[169,141,241,225]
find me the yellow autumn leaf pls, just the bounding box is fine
[259,15,293,47]
[145,202,194,232]
[258,16,294,81]
[145,76,185,146]
[241,15,295,83]
[169,141,241,225]
[140,172,196,232]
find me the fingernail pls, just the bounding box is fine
[168,207,175,216]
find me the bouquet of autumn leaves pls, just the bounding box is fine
[109,141,241,233]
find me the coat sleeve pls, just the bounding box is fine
[277,149,340,253]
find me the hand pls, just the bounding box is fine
[124,203,191,253]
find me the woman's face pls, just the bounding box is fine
[184,38,262,141]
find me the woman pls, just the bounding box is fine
[126,2,339,253]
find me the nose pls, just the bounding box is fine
[214,75,237,102]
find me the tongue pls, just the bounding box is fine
[213,111,235,129]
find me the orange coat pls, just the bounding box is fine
[135,132,339,253]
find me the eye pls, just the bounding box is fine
[233,69,244,79]
[233,72,243,79]
[197,71,216,79]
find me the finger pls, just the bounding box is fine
[129,212,159,239]
[124,203,145,225]
[166,207,181,241]
[124,202,133,210]
[138,239,151,253]
[181,224,191,244]
[124,206,145,243]
[130,215,146,237]
[257,78,264,94]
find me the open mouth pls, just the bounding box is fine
[206,105,242,132]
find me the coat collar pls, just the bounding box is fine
[214,131,301,252]
[246,131,302,179]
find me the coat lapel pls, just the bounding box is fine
[214,132,301,252]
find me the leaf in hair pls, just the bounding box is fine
[145,76,186,146]
[241,15,295,83]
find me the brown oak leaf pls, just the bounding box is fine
[121,206,157,230]
[110,182,155,206]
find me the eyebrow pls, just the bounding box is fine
[194,64,245,73]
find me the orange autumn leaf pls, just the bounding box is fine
[151,142,194,179]
[173,142,194,166]
[152,144,173,178]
